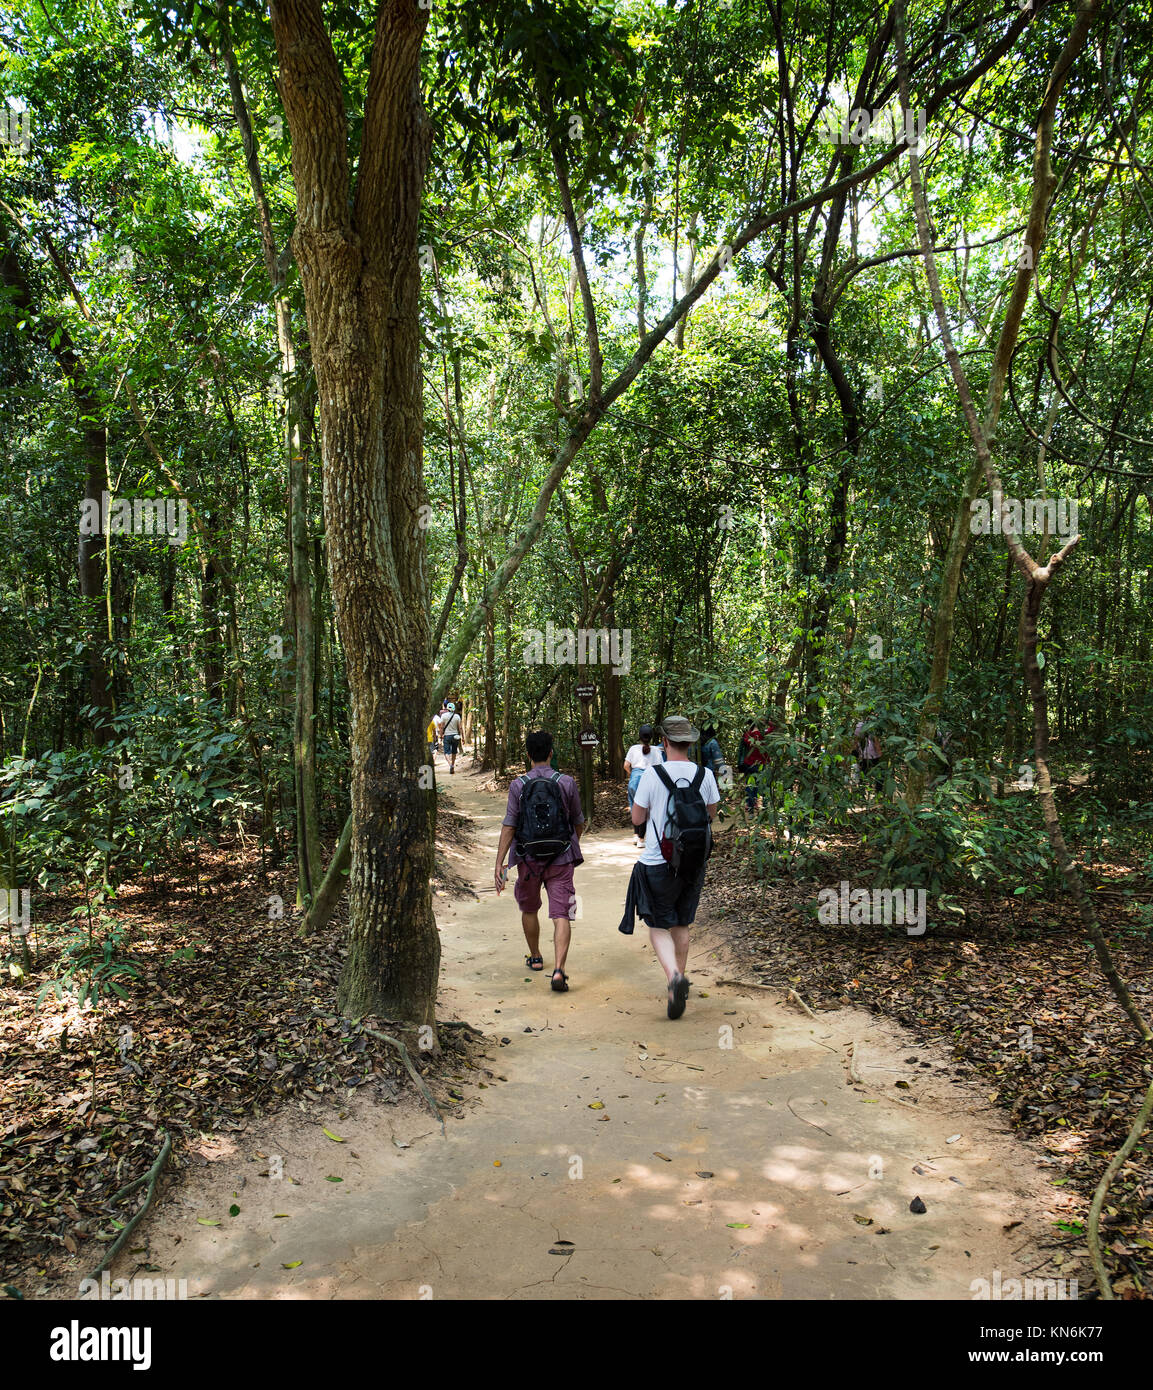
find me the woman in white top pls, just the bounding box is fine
[624,724,664,848]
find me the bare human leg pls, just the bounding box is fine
[521,910,541,961]
[648,926,677,985]
[671,925,690,978]
[551,916,571,978]
[648,925,691,1016]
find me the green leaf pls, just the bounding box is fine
[228,1204,240,1217]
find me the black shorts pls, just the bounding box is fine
[634,860,706,930]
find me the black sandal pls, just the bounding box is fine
[525,955,544,971]
[550,969,569,992]
[667,973,689,1020]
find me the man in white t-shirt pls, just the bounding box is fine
[440,703,462,774]
[619,715,720,1020]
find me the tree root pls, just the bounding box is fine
[440,1019,486,1038]
[1087,1073,1153,1300]
[363,1027,446,1138]
[87,1129,171,1281]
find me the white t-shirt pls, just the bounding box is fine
[624,743,664,771]
[634,760,720,867]
[441,711,461,738]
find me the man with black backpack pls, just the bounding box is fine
[494,730,586,992]
[618,715,720,1019]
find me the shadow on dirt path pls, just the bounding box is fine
[105,757,1062,1300]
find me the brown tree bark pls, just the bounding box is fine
[271,0,438,1024]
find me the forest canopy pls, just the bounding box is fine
[1,0,1152,1306]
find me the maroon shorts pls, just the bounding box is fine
[514,859,577,919]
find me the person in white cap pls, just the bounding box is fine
[618,715,719,1019]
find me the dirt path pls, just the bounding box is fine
[115,760,1064,1300]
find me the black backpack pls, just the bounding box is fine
[653,763,713,878]
[515,773,572,864]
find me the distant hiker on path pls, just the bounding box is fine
[737,716,773,813]
[619,715,719,1020]
[441,703,462,774]
[495,729,586,992]
[698,724,724,780]
[623,723,665,848]
[852,714,882,797]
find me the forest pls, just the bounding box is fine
[2,0,1152,1320]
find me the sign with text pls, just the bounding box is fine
[578,728,599,748]
[575,683,596,701]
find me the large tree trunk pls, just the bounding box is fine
[271,0,438,1024]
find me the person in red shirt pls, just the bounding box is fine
[737,718,774,813]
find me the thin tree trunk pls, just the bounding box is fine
[216,3,322,907]
[0,241,115,741]
[898,0,1148,1041]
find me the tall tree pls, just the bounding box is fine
[269,0,438,1024]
